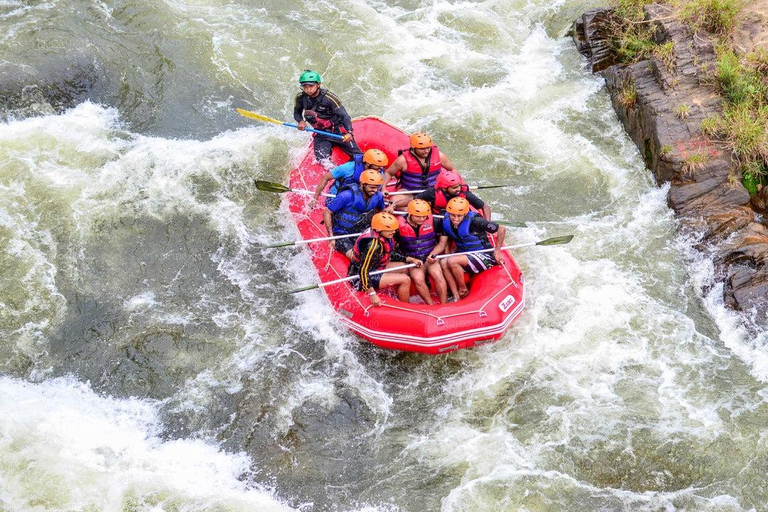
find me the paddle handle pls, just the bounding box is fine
[386,185,503,196]
[282,122,345,141]
[290,236,572,293]
[290,262,418,293]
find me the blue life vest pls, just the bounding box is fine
[442,211,492,253]
[332,184,383,235]
[336,153,365,191]
[397,215,437,260]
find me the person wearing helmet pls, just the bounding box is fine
[313,148,389,201]
[349,212,412,306]
[394,199,450,305]
[381,131,456,201]
[323,169,393,258]
[293,69,361,164]
[438,197,506,299]
[411,170,491,218]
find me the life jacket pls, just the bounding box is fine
[332,184,382,235]
[302,89,346,132]
[433,184,470,213]
[351,228,393,269]
[397,215,437,260]
[330,153,365,195]
[442,211,492,253]
[399,146,442,190]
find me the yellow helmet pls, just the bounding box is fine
[407,199,432,216]
[446,197,469,215]
[359,169,384,185]
[409,132,433,149]
[371,212,398,231]
[363,149,389,168]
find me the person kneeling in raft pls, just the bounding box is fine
[395,199,450,305]
[323,169,391,259]
[439,197,506,299]
[348,212,413,307]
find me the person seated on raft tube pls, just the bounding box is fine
[381,131,456,204]
[323,169,393,259]
[395,170,491,218]
[438,196,506,300]
[394,199,450,305]
[313,149,389,201]
[349,212,413,307]
[293,70,361,165]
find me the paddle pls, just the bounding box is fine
[236,108,345,140]
[254,180,516,201]
[254,232,362,249]
[254,180,335,198]
[391,184,515,195]
[288,235,574,293]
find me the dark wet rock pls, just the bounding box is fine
[572,9,619,72]
[573,4,768,319]
[0,54,108,120]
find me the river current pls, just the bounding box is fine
[2,0,768,511]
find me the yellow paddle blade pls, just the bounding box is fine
[235,108,282,125]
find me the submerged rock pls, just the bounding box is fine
[0,54,108,121]
[573,4,768,321]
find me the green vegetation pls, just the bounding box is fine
[682,151,709,174]
[676,103,691,119]
[707,47,768,189]
[610,0,660,63]
[679,0,743,35]
[701,115,719,135]
[619,80,638,107]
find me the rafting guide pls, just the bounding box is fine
[293,70,361,165]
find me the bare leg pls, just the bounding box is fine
[441,259,460,299]
[427,261,448,304]
[447,256,469,297]
[378,272,412,303]
[409,266,433,305]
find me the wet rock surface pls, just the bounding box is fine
[573,4,768,319]
[0,54,108,120]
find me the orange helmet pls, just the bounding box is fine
[359,169,384,186]
[446,197,469,215]
[407,199,432,216]
[409,132,432,149]
[371,212,398,231]
[363,149,388,167]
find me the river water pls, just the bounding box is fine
[2,0,768,511]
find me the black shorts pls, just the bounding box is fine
[463,253,497,275]
[334,236,355,255]
[348,263,383,291]
[313,135,362,163]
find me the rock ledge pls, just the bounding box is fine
[574,4,768,321]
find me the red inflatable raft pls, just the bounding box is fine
[287,117,525,354]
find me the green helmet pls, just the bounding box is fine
[299,70,322,84]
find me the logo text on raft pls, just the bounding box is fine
[499,295,516,312]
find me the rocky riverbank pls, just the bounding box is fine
[573,4,768,322]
